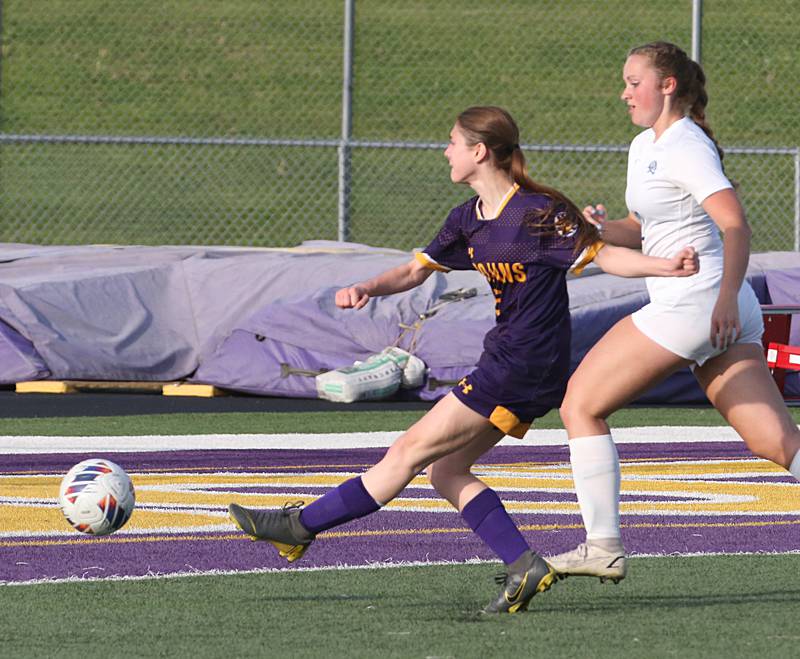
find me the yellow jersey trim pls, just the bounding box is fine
[415,251,450,272]
[571,240,606,276]
[476,183,519,220]
[489,405,530,439]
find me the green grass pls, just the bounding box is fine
[3,556,799,658]
[1,1,797,249]
[3,405,800,436]
[0,141,340,246]
[1,1,343,138]
[3,406,799,656]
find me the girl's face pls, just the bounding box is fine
[444,123,480,184]
[621,54,672,128]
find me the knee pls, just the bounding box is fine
[426,462,450,492]
[384,433,429,476]
[559,389,584,429]
[426,461,468,494]
[558,401,575,429]
[425,463,439,490]
[559,383,605,430]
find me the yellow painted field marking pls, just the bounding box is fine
[2,457,798,536]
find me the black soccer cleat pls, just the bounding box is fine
[483,551,557,614]
[228,501,316,563]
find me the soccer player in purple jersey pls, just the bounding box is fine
[228,106,698,613]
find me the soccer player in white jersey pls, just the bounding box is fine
[547,41,800,582]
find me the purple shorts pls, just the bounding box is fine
[451,363,564,438]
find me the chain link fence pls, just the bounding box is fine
[1,1,797,251]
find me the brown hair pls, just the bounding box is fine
[628,41,724,164]
[456,106,599,253]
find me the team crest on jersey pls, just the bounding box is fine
[554,211,578,237]
[647,160,658,174]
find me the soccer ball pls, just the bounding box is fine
[59,458,136,535]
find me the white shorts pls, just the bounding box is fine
[632,276,764,367]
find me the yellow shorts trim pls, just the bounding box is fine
[489,406,530,439]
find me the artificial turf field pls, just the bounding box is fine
[3,405,800,658]
[4,555,799,659]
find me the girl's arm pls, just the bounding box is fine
[592,244,698,278]
[335,258,434,309]
[702,188,751,348]
[584,205,643,248]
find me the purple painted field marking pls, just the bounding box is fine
[2,441,799,584]
[4,517,799,551]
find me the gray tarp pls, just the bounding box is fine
[0,242,411,382]
[1,242,798,402]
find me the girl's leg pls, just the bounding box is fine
[560,317,691,536]
[551,317,691,578]
[300,393,496,534]
[426,427,503,511]
[361,393,499,502]
[694,343,800,474]
[232,393,557,611]
[560,316,692,437]
[229,393,498,560]
[425,421,558,612]
[427,429,535,565]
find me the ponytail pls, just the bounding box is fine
[629,41,725,164]
[457,106,600,255]
[685,59,725,164]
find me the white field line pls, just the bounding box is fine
[4,550,800,587]
[0,426,756,454]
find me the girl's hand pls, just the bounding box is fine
[667,246,699,277]
[582,203,607,229]
[335,285,370,309]
[710,293,741,349]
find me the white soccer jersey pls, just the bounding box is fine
[626,117,730,261]
[625,117,763,365]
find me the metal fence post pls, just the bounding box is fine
[0,0,4,116]
[795,149,800,251]
[338,0,355,242]
[692,0,703,63]
[1,1,796,252]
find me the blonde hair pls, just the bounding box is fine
[628,41,724,164]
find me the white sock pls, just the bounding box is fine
[568,434,621,541]
[789,450,800,481]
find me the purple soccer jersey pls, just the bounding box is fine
[417,185,599,436]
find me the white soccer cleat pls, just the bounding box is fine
[546,542,627,583]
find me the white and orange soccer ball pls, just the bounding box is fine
[58,459,135,535]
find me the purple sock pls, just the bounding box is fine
[299,476,380,534]
[460,488,530,565]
